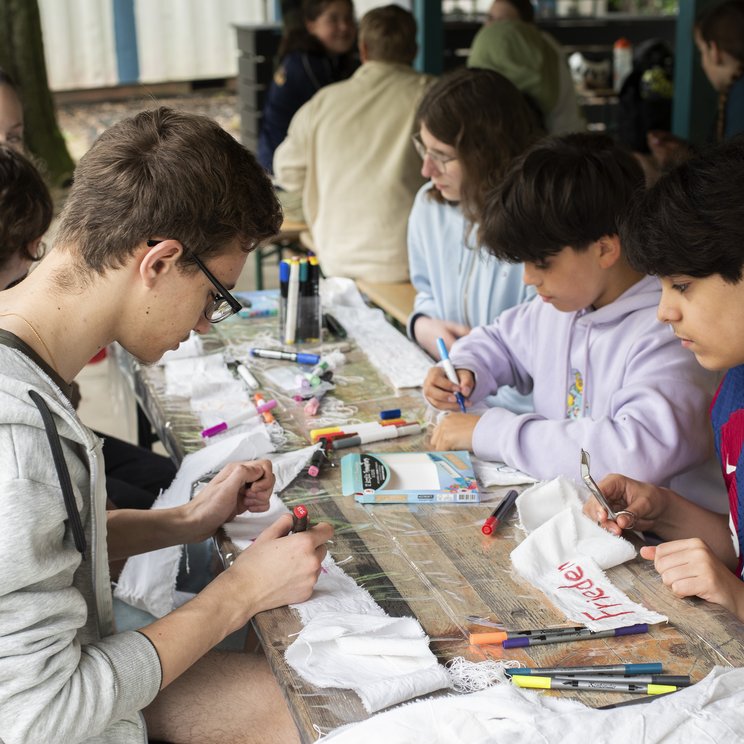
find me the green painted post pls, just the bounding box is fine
[413,0,443,75]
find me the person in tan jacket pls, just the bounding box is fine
[274,4,434,282]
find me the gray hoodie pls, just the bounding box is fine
[0,342,161,743]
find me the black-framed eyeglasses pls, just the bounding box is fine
[411,133,457,173]
[147,240,242,323]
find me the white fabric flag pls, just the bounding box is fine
[114,432,275,617]
[322,666,744,743]
[511,477,667,630]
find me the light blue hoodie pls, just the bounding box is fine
[448,275,726,512]
[407,183,533,412]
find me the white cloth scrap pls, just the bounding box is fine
[322,666,744,743]
[285,555,449,712]
[164,352,232,397]
[157,331,204,363]
[114,432,275,617]
[323,277,433,389]
[286,611,450,713]
[471,455,537,487]
[511,477,667,630]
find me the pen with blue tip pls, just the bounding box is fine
[437,337,467,413]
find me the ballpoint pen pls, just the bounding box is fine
[437,337,467,413]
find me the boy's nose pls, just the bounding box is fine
[522,263,540,286]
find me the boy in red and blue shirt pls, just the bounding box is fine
[585,137,744,620]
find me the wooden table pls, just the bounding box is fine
[356,279,417,330]
[125,316,744,742]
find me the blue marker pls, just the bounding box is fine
[436,337,467,413]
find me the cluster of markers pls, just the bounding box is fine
[309,409,423,451]
[469,622,686,702]
[507,662,688,704]
[279,257,322,344]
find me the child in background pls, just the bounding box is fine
[258,0,358,174]
[585,138,744,622]
[424,133,723,511]
[0,144,50,289]
[0,68,24,151]
[483,0,585,135]
[408,68,539,412]
[647,0,744,173]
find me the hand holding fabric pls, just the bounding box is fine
[229,513,334,614]
[188,459,275,541]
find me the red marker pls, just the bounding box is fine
[481,489,519,535]
[292,504,309,532]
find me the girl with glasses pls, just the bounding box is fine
[407,67,540,413]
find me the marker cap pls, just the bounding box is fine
[380,408,402,420]
[481,517,497,536]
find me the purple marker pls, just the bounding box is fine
[502,623,648,648]
[201,400,277,438]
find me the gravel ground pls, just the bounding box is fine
[56,89,240,162]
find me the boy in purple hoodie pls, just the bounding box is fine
[585,138,744,621]
[424,133,724,510]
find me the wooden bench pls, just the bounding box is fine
[355,279,416,330]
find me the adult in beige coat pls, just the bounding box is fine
[274,4,434,282]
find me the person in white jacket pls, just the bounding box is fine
[274,4,433,282]
[425,133,725,512]
[0,108,332,744]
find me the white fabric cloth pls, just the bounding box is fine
[114,432,275,617]
[323,277,434,389]
[471,455,536,488]
[322,666,744,743]
[286,611,450,713]
[511,477,667,630]
[285,555,449,712]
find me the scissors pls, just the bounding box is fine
[580,449,636,528]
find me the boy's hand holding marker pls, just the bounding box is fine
[424,346,481,450]
[423,365,475,410]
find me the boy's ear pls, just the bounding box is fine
[138,239,184,288]
[709,40,723,66]
[597,235,622,268]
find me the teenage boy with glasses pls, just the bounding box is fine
[0,107,332,744]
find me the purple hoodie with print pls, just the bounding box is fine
[448,275,725,511]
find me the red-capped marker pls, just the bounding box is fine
[481,489,519,536]
[292,504,309,532]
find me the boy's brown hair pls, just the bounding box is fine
[55,107,282,273]
[0,144,52,271]
[359,5,417,65]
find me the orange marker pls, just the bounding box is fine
[253,392,275,424]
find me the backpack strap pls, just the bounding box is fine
[28,390,87,560]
